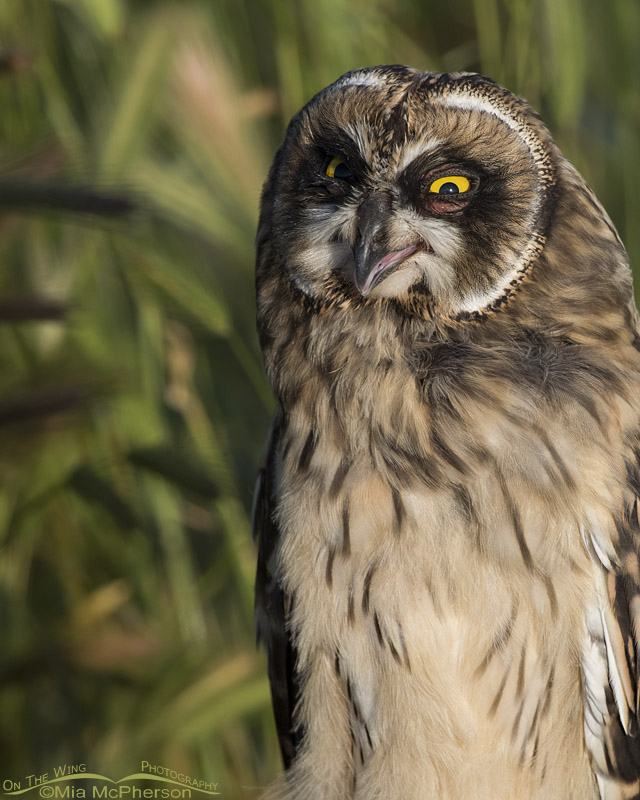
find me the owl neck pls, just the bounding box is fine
[259,279,433,404]
[261,268,640,525]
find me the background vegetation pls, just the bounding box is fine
[1,0,638,796]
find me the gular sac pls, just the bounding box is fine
[254,66,640,800]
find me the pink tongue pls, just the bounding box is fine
[361,243,422,295]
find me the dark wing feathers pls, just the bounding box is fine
[253,413,302,768]
[583,453,640,799]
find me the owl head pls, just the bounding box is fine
[257,65,629,332]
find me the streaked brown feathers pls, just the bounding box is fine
[254,66,640,799]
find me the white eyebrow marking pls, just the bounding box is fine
[343,121,374,162]
[394,137,442,174]
[436,92,524,135]
[330,71,387,90]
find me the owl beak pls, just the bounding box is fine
[355,243,423,296]
[354,195,422,295]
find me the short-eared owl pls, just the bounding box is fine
[253,65,640,799]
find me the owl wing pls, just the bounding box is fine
[582,472,640,799]
[253,411,302,769]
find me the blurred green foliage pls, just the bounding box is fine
[0,0,638,796]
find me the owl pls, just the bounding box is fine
[253,65,640,800]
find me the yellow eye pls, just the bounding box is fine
[325,157,352,179]
[428,175,471,195]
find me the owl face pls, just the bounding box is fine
[263,66,558,323]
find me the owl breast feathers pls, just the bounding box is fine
[253,66,640,800]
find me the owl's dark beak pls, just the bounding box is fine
[354,195,422,296]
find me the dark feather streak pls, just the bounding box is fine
[299,428,317,471]
[489,664,510,717]
[342,498,351,556]
[362,563,376,614]
[373,612,385,647]
[391,486,405,531]
[326,545,336,587]
[329,457,351,498]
